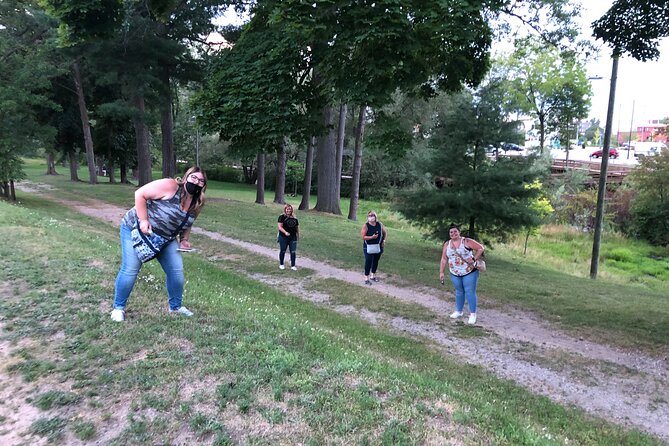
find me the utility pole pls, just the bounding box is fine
[590,55,619,279]
[627,101,635,159]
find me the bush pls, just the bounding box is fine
[205,166,243,183]
[631,205,669,246]
[553,191,597,231]
[611,186,635,234]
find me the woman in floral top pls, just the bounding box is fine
[439,223,485,325]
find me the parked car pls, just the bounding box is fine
[502,143,524,152]
[633,142,667,158]
[590,148,619,159]
[485,145,499,157]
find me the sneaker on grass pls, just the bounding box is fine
[449,311,463,319]
[169,306,194,317]
[467,313,477,325]
[110,309,125,322]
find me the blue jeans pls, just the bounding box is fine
[114,224,184,311]
[278,234,297,267]
[450,270,479,313]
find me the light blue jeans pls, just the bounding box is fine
[114,223,184,311]
[450,270,479,313]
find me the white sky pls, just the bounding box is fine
[581,1,669,128]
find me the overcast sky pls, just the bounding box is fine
[582,1,669,129]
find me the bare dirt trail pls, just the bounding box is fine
[8,182,669,442]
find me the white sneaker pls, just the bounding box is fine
[279,264,285,270]
[110,309,125,322]
[169,306,194,317]
[468,313,477,325]
[291,266,297,271]
[449,311,463,319]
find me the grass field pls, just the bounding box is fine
[1,159,668,444]
[16,159,669,352]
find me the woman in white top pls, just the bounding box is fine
[439,223,485,325]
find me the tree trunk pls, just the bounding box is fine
[68,147,79,181]
[538,113,546,154]
[348,106,366,221]
[298,136,316,211]
[160,68,176,178]
[334,103,347,204]
[314,105,341,215]
[72,61,97,185]
[107,147,116,184]
[10,180,15,201]
[46,152,57,175]
[161,104,176,178]
[120,160,128,184]
[132,94,152,186]
[274,143,287,204]
[242,164,256,184]
[255,151,265,205]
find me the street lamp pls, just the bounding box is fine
[589,55,619,279]
[191,115,200,167]
[627,100,635,160]
[195,126,200,167]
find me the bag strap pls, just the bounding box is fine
[170,212,192,239]
[138,211,191,242]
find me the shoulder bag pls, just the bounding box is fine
[131,213,191,263]
[365,223,382,254]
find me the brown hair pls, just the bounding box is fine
[177,166,207,215]
[283,204,295,217]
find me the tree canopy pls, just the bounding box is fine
[592,0,669,60]
[502,38,592,152]
[0,0,61,195]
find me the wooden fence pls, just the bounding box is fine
[550,160,634,185]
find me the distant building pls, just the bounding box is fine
[636,120,667,143]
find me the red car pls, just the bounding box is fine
[590,148,619,159]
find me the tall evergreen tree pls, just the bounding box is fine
[395,80,543,241]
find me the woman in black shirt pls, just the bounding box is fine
[277,204,300,270]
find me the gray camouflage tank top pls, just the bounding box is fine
[121,186,196,239]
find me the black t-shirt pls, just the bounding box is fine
[278,214,299,237]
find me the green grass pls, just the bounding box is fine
[1,197,665,444]
[33,391,80,410]
[30,417,67,442]
[16,158,669,354]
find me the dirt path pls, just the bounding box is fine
[9,182,669,442]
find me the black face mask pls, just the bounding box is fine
[185,182,203,196]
